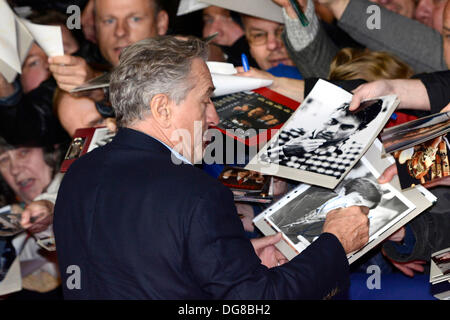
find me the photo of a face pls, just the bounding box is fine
[260,98,384,180]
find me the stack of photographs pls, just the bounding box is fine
[253,140,436,263]
[430,247,450,300]
[381,111,450,189]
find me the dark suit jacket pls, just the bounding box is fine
[54,128,350,299]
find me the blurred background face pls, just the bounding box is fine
[56,93,105,137]
[95,0,168,66]
[242,16,294,70]
[414,0,448,31]
[429,0,448,32]
[202,6,244,46]
[20,43,50,94]
[0,147,52,204]
[369,0,416,18]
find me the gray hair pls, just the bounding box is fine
[109,36,209,127]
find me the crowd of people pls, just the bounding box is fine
[0,0,449,300]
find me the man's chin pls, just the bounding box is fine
[107,52,121,67]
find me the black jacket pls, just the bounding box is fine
[54,128,350,299]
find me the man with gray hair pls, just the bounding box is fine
[54,36,370,300]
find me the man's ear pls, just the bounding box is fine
[150,94,172,128]
[156,10,169,36]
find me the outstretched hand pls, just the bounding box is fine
[271,0,308,19]
[49,55,98,92]
[21,200,54,234]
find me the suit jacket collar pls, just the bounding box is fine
[112,127,171,155]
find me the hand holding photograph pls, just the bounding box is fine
[246,80,399,189]
[253,140,436,263]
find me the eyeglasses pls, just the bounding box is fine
[245,25,285,46]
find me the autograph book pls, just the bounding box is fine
[253,140,435,264]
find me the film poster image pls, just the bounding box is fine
[394,135,450,189]
[263,158,415,248]
[212,91,294,139]
[64,137,86,160]
[218,166,269,192]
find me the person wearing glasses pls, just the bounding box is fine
[240,14,303,79]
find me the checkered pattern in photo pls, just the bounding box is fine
[260,128,364,179]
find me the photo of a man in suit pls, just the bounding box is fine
[54,36,371,300]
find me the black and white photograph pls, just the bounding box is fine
[0,205,24,237]
[255,145,416,260]
[246,80,398,188]
[267,160,414,246]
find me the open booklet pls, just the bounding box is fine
[212,87,300,146]
[253,139,436,264]
[246,79,399,189]
[430,247,450,300]
[380,111,450,190]
[0,0,63,82]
